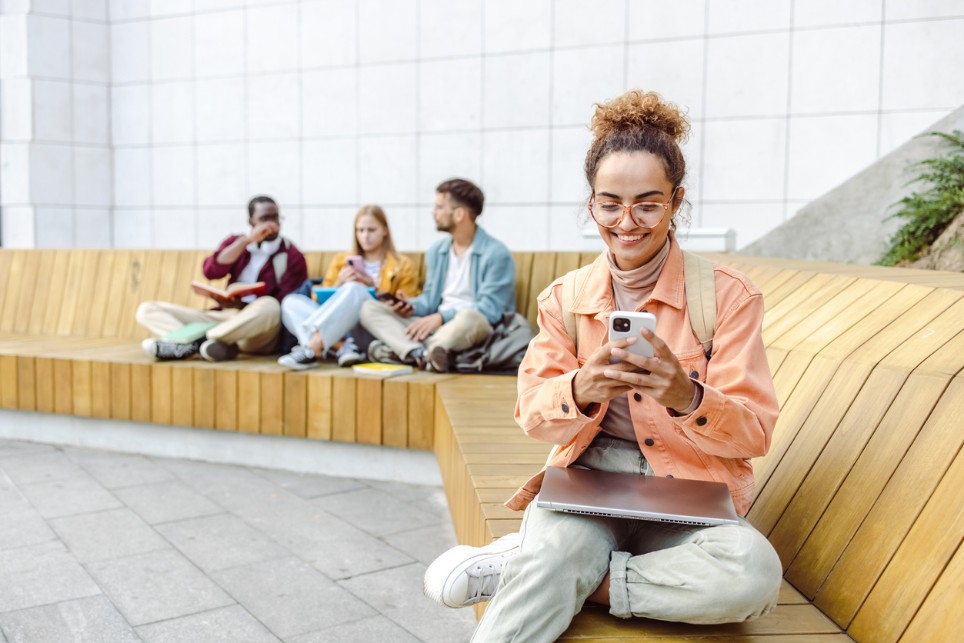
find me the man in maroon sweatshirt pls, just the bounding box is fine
[136,196,308,361]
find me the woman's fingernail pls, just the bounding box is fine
[626,337,637,344]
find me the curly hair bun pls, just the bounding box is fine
[591,90,690,144]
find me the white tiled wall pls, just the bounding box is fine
[0,2,112,247]
[2,0,963,251]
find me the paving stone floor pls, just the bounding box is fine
[0,438,477,642]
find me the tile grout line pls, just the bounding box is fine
[331,561,439,643]
[0,445,137,634]
[546,0,555,238]
[875,2,888,159]
[191,7,199,247]
[76,464,290,639]
[696,0,711,228]
[354,0,361,210]
[782,0,796,221]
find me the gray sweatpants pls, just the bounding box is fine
[472,436,783,642]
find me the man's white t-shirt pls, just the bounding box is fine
[237,236,282,302]
[438,245,474,317]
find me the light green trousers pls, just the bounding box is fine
[472,436,783,643]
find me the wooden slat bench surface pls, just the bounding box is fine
[0,248,602,448]
[433,257,964,642]
[2,248,962,641]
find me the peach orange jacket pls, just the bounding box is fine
[508,237,778,517]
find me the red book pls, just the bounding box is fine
[191,280,266,301]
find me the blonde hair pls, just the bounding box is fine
[351,204,398,259]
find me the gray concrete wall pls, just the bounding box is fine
[742,106,964,264]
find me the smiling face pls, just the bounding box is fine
[592,151,683,271]
[355,213,387,254]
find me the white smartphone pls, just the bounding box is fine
[608,311,657,362]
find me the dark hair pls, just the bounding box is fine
[436,178,484,219]
[584,90,689,192]
[247,195,277,219]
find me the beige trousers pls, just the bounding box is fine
[359,300,492,358]
[135,297,281,354]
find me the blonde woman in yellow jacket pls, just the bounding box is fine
[279,205,419,369]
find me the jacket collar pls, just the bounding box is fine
[438,225,489,256]
[570,233,686,315]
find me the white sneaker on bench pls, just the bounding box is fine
[423,532,521,608]
[142,338,200,361]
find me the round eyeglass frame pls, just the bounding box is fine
[587,187,679,229]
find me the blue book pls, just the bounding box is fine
[312,286,376,304]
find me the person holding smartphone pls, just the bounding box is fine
[277,205,418,369]
[359,178,517,373]
[423,91,782,639]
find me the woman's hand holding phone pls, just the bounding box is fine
[348,257,378,286]
[336,256,372,287]
[604,327,697,413]
[572,338,639,409]
[335,265,355,287]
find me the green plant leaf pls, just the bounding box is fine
[877,130,964,266]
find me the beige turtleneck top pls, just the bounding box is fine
[599,238,671,443]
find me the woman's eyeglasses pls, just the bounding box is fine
[588,188,678,229]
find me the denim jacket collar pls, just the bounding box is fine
[437,225,491,258]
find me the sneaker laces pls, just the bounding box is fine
[290,345,315,362]
[465,558,505,604]
[336,337,358,358]
[155,340,199,360]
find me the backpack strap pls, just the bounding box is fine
[682,250,717,359]
[270,238,291,284]
[561,254,716,359]
[560,265,592,353]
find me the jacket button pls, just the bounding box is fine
[561,403,570,414]
[633,393,642,402]
[696,416,707,426]
[689,370,699,379]
[644,438,654,447]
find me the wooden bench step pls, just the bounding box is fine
[0,340,452,450]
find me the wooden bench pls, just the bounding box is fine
[2,248,961,641]
[433,255,964,642]
[0,249,457,449]
[0,248,601,447]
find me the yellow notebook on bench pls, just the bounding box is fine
[351,363,413,377]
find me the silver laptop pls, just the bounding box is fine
[536,466,740,527]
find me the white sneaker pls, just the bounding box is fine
[278,345,319,370]
[142,338,201,360]
[423,532,521,608]
[335,337,365,367]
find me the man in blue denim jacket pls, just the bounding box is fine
[360,178,516,372]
